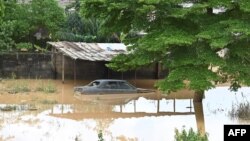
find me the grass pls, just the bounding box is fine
[2,79,57,94]
[8,81,30,94]
[174,128,208,141]
[229,101,250,120]
[36,80,57,93]
[40,99,58,104]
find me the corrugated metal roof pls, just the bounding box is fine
[47,41,127,61]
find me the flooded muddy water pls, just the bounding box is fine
[0,79,250,141]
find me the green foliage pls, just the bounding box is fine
[55,31,96,42]
[36,81,57,93]
[3,0,30,42]
[16,42,33,50]
[0,0,4,20]
[98,130,104,141]
[65,0,80,12]
[83,0,250,93]
[55,0,119,43]
[0,21,15,51]
[66,12,84,34]
[0,0,65,51]
[8,81,31,94]
[29,0,65,38]
[175,128,208,141]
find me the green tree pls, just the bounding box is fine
[0,0,4,20]
[55,0,95,42]
[82,0,250,93]
[2,0,30,43]
[0,21,15,51]
[55,0,119,42]
[0,0,16,51]
[29,0,65,40]
[0,0,65,51]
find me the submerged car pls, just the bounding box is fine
[74,79,152,94]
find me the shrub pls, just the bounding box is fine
[16,42,33,50]
[175,128,208,141]
[98,130,104,141]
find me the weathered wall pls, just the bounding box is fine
[0,52,168,80]
[0,53,54,79]
[53,53,108,79]
[53,53,168,80]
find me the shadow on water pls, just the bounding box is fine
[0,79,250,141]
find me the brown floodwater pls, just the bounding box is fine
[0,79,250,141]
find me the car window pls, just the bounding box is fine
[118,82,132,89]
[102,81,118,89]
[88,81,100,86]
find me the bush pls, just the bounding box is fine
[98,130,104,141]
[16,42,33,50]
[175,128,208,141]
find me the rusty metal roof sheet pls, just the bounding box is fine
[47,41,127,61]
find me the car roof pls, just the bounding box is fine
[93,79,128,82]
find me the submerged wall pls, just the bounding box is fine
[0,52,54,79]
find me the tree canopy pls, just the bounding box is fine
[0,0,3,20]
[0,0,65,51]
[82,0,250,93]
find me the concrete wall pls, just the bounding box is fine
[0,53,54,79]
[53,53,108,79]
[0,52,168,80]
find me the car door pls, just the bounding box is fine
[100,81,119,94]
[118,81,136,93]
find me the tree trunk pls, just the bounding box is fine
[193,91,204,102]
[193,90,205,135]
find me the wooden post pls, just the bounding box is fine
[74,59,76,85]
[157,99,160,113]
[62,54,65,83]
[134,70,137,87]
[108,68,109,79]
[190,99,192,112]
[52,48,57,79]
[120,105,123,113]
[173,98,176,112]
[134,100,136,112]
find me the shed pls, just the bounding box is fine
[47,41,127,61]
[47,41,166,83]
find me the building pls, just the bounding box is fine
[47,41,168,82]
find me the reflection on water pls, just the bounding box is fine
[0,80,250,141]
